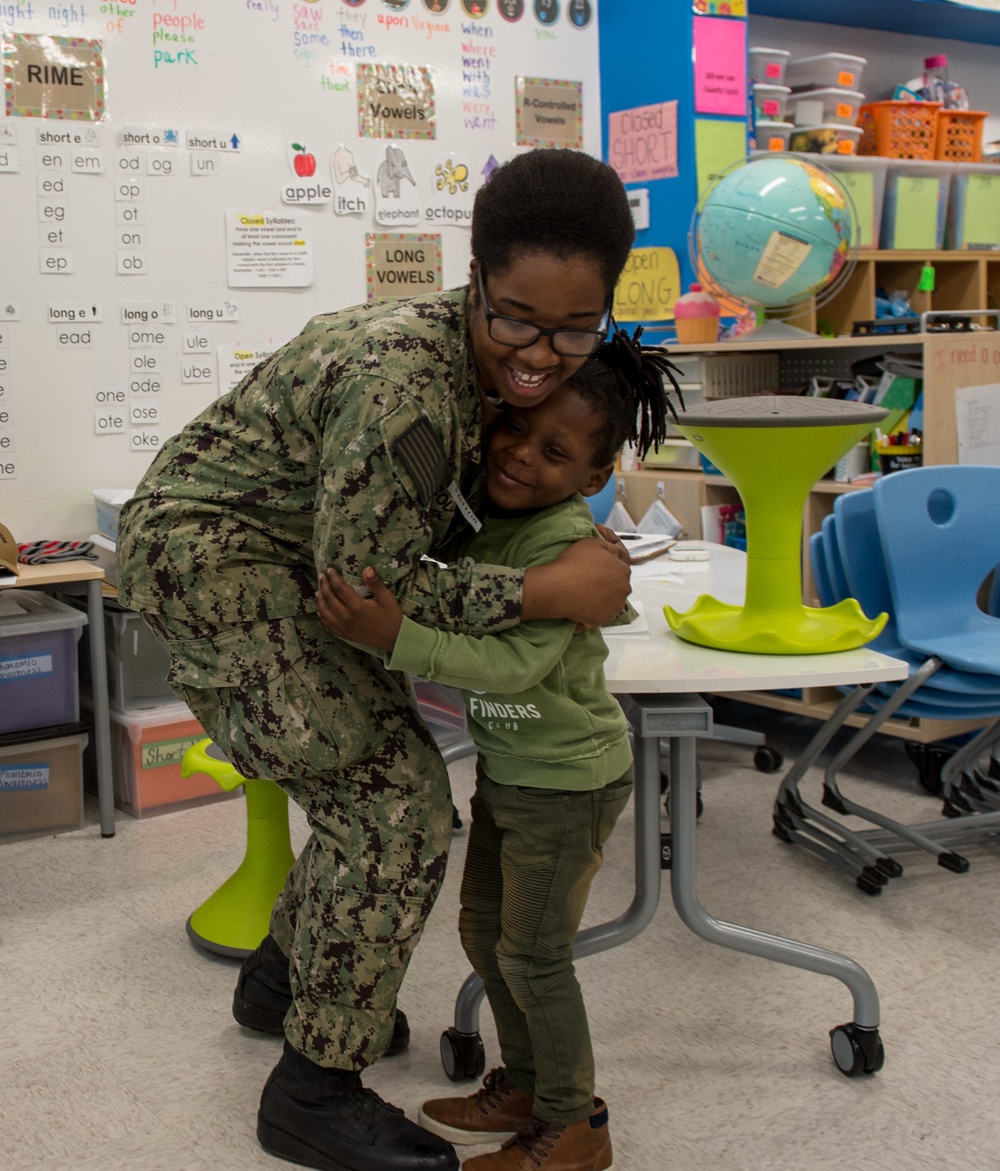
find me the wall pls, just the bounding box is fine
[0,0,602,541]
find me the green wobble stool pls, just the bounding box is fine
[666,397,890,655]
[181,738,296,959]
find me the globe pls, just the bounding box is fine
[696,155,852,310]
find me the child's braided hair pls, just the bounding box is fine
[568,325,685,465]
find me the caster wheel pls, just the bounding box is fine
[753,746,783,773]
[440,1027,485,1082]
[829,1023,884,1077]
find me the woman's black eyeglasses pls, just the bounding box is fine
[476,265,610,358]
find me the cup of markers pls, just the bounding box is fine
[875,429,922,475]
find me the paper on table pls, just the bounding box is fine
[602,598,650,636]
[618,533,677,562]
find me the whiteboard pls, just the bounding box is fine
[0,1,602,542]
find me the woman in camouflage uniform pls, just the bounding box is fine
[116,147,636,1171]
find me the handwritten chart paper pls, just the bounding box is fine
[607,101,678,185]
[693,16,747,117]
[613,247,681,322]
[955,383,1000,465]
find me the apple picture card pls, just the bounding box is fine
[282,142,332,205]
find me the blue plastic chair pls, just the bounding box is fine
[586,476,617,526]
[836,490,1000,701]
[774,473,1000,893]
[874,466,1000,673]
[820,513,851,605]
[809,530,836,610]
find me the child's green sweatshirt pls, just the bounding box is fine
[388,495,633,791]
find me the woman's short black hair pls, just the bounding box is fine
[568,327,685,466]
[471,148,635,293]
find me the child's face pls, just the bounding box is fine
[485,383,613,512]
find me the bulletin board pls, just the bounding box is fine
[0,1,602,541]
[598,1,748,329]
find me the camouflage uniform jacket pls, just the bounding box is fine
[116,288,524,635]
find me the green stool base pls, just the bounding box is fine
[182,739,296,959]
[665,595,886,655]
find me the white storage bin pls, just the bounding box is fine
[92,488,135,543]
[792,88,865,127]
[749,46,790,85]
[789,124,863,156]
[0,591,87,736]
[786,53,866,94]
[820,156,889,250]
[754,120,795,152]
[881,161,953,251]
[753,83,791,123]
[86,533,118,587]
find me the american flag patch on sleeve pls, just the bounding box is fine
[393,416,449,507]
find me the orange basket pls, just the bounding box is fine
[857,100,940,159]
[935,109,988,162]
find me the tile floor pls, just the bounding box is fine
[1,702,998,1171]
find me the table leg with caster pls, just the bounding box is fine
[663,719,885,1077]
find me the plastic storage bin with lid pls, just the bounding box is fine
[100,699,237,817]
[73,599,174,710]
[792,89,865,128]
[749,47,790,85]
[789,124,863,155]
[0,591,87,735]
[752,83,791,123]
[786,53,866,94]
[0,730,88,838]
[92,488,136,543]
[880,162,952,251]
[946,168,1000,250]
[754,120,794,152]
[820,156,889,250]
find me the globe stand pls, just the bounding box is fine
[665,398,889,655]
[181,739,295,959]
[745,319,819,342]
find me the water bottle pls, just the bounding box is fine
[922,55,949,104]
[914,54,969,109]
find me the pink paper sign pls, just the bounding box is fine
[693,15,747,118]
[607,100,678,185]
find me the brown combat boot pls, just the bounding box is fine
[461,1099,613,1171]
[419,1067,535,1145]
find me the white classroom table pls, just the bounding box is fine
[440,543,909,1080]
[1,561,116,838]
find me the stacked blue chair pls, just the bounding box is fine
[774,466,1000,894]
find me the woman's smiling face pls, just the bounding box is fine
[468,251,610,410]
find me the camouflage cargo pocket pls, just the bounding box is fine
[155,616,391,779]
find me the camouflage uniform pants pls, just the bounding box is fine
[142,611,452,1070]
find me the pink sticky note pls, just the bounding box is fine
[693,15,747,118]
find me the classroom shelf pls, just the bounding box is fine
[617,247,1000,749]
